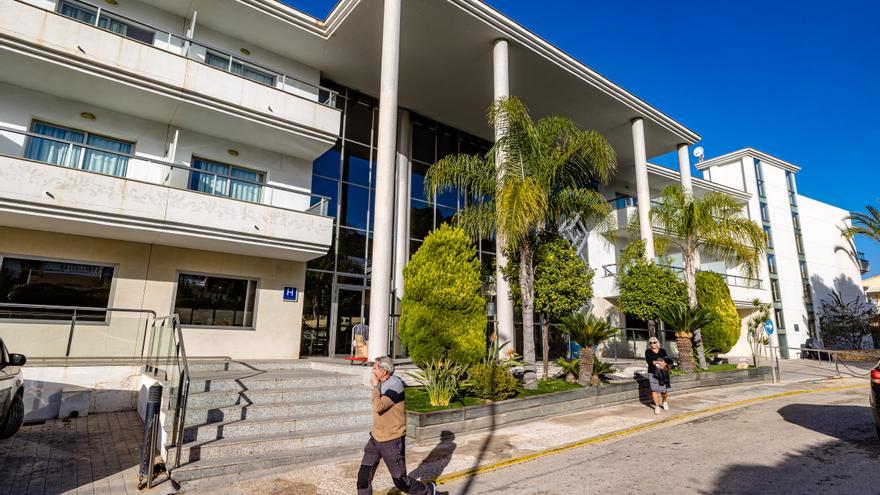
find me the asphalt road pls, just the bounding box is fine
[441,386,880,495]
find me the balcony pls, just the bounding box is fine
[858,251,870,274]
[0,126,334,261]
[599,263,765,303]
[0,0,341,160]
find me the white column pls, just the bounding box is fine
[393,109,412,306]
[631,117,655,260]
[493,38,516,351]
[677,143,693,196]
[367,0,401,362]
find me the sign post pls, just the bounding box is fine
[764,319,778,383]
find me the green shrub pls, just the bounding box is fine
[555,357,580,382]
[618,262,688,324]
[696,271,741,354]
[399,225,487,366]
[409,360,467,407]
[466,363,519,401]
[592,357,614,376]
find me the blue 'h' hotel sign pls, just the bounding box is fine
[283,287,298,302]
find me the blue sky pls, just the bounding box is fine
[285,0,880,277]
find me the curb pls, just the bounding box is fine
[421,383,865,488]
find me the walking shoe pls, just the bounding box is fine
[662,401,669,410]
[654,406,661,414]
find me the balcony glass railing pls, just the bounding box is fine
[602,263,762,289]
[33,0,339,107]
[0,126,331,217]
[857,251,870,273]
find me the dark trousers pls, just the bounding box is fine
[357,435,430,495]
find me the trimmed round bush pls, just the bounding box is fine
[467,364,518,401]
[696,271,741,354]
[399,225,487,366]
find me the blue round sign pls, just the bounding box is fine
[764,319,775,336]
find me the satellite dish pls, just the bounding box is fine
[693,146,704,159]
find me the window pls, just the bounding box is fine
[791,212,801,230]
[754,160,764,181]
[803,284,813,304]
[764,226,774,250]
[189,157,264,202]
[771,278,782,302]
[174,273,256,328]
[25,121,132,177]
[205,51,276,86]
[774,309,786,329]
[785,171,796,193]
[59,1,155,44]
[795,234,805,255]
[800,261,809,279]
[767,254,777,274]
[0,257,114,321]
[760,202,770,223]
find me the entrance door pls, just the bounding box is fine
[334,286,366,357]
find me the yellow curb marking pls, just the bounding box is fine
[426,383,865,487]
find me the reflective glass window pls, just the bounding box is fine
[411,121,436,163]
[410,199,433,240]
[300,270,332,356]
[345,99,374,145]
[310,176,338,218]
[437,126,457,159]
[175,274,257,328]
[342,142,372,186]
[340,183,369,229]
[313,145,341,179]
[435,205,457,227]
[337,228,367,275]
[411,161,429,201]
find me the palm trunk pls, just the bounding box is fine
[541,313,550,381]
[520,240,538,389]
[676,333,694,373]
[578,347,595,386]
[684,243,708,370]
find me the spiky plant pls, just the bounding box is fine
[844,203,880,243]
[425,96,617,388]
[655,303,718,374]
[558,312,619,386]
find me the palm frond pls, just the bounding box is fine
[559,312,619,348]
[844,205,880,242]
[453,202,496,241]
[495,176,547,248]
[655,302,717,337]
[424,153,496,203]
[549,187,614,229]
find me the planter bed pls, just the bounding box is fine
[406,366,772,443]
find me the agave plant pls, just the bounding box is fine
[409,360,466,407]
[655,303,717,373]
[559,312,619,386]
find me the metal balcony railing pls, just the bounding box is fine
[857,251,870,274]
[23,0,339,107]
[0,126,331,217]
[602,263,762,289]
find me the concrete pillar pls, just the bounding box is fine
[367,0,401,362]
[393,109,412,306]
[631,117,655,260]
[493,38,516,351]
[677,143,693,196]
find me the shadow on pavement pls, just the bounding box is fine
[703,403,880,495]
[458,401,497,495]
[409,430,457,482]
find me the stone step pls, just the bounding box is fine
[182,410,373,442]
[186,369,363,393]
[187,360,318,373]
[171,445,365,482]
[177,426,370,462]
[184,385,371,410]
[178,397,373,427]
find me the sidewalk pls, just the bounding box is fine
[180,360,870,495]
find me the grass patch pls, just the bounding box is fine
[406,378,582,412]
[516,378,582,398]
[671,363,744,376]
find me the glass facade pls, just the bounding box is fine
[300,81,496,357]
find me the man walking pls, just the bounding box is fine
[357,356,435,495]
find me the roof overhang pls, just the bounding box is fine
[647,163,751,201]
[141,0,700,166]
[696,147,801,173]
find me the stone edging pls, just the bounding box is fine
[406,367,773,443]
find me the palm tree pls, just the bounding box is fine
[425,96,616,388]
[649,185,766,369]
[559,312,619,386]
[844,203,880,243]
[655,303,717,374]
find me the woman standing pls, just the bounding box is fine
[645,337,671,414]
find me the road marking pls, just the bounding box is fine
[428,383,865,487]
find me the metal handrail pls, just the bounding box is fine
[0,125,331,217]
[27,0,339,107]
[0,302,157,358]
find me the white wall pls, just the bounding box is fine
[797,194,867,341]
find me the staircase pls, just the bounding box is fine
[166,360,372,482]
